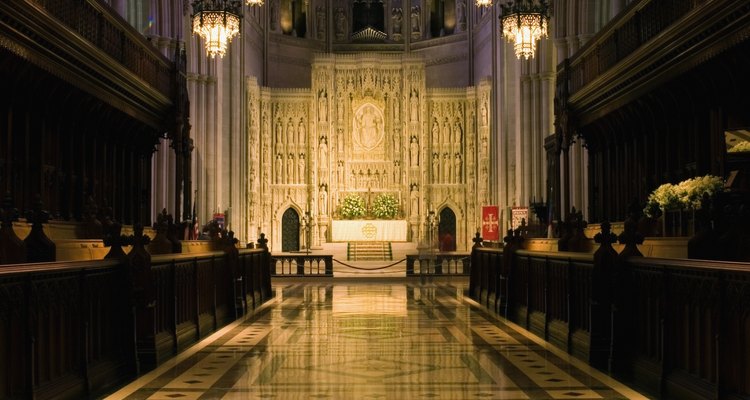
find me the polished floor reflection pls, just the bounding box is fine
[109,278,646,399]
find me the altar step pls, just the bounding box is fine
[347,242,393,261]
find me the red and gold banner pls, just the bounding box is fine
[481,205,500,241]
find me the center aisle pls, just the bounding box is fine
[109,278,646,400]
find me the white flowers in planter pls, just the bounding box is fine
[372,194,399,219]
[643,175,724,217]
[340,194,366,219]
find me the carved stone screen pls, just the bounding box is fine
[246,54,491,252]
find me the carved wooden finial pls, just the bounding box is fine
[24,195,55,263]
[0,191,19,227]
[472,231,483,248]
[104,221,132,259]
[594,220,617,247]
[257,232,269,249]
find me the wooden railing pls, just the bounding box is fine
[406,253,471,275]
[0,246,272,400]
[562,0,701,97]
[469,243,750,400]
[28,0,172,97]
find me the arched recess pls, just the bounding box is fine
[281,207,300,252]
[438,207,457,251]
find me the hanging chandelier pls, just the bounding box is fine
[191,0,242,58]
[499,0,550,60]
[476,0,492,6]
[246,0,263,5]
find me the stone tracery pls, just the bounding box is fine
[246,54,490,251]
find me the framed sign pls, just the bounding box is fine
[481,205,500,241]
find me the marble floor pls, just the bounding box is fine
[108,278,647,400]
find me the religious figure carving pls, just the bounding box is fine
[298,153,305,182]
[287,153,295,183]
[442,119,451,143]
[411,6,420,37]
[319,137,328,167]
[481,102,488,127]
[410,184,419,215]
[431,118,439,139]
[287,118,295,144]
[354,104,384,150]
[456,0,466,32]
[410,90,419,121]
[454,153,462,183]
[409,136,419,166]
[275,118,282,143]
[318,91,327,121]
[316,6,325,39]
[275,154,282,183]
[337,97,344,121]
[444,153,452,182]
[334,8,346,40]
[319,185,328,215]
[392,8,403,37]
[454,119,463,144]
[432,153,439,181]
[298,120,306,145]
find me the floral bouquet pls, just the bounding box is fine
[340,194,366,219]
[675,175,724,210]
[643,175,724,217]
[372,194,399,219]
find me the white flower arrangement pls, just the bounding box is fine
[643,175,724,217]
[728,141,750,153]
[372,194,399,219]
[340,194,366,219]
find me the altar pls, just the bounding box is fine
[331,220,408,242]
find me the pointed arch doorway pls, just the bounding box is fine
[281,208,300,252]
[439,207,456,251]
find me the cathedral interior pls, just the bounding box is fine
[1,0,749,399]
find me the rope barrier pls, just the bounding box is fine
[332,258,406,270]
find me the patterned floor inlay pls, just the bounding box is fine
[108,279,647,400]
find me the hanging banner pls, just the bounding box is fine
[481,205,500,241]
[511,207,529,230]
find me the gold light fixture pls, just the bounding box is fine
[499,0,549,59]
[476,0,492,7]
[191,0,242,58]
[246,0,263,6]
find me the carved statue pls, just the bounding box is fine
[298,120,306,144]
[454,120,463,144]
[454,153,462,183]
[298,153,305,182]
[287,118,295,144]
[410,90,419,121]
[432,153,439,181]
[431,118,439,139]
[318,92,327,121]
[319,187,328,215]
[275,118,282,143]
[287,153,295,183]
[392,8,403,36]
[335,7,346,40]
[319,137,328,166]
[456,0,466,32]
[337,97,344,121]
[410,136,419,166]
[316,6,325,39]
[444,153,452,182]
[275,154,283,183]
[442,119,451,143]
[411,185,419,215]
[411,6,420,36]
[354,104,383,149]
